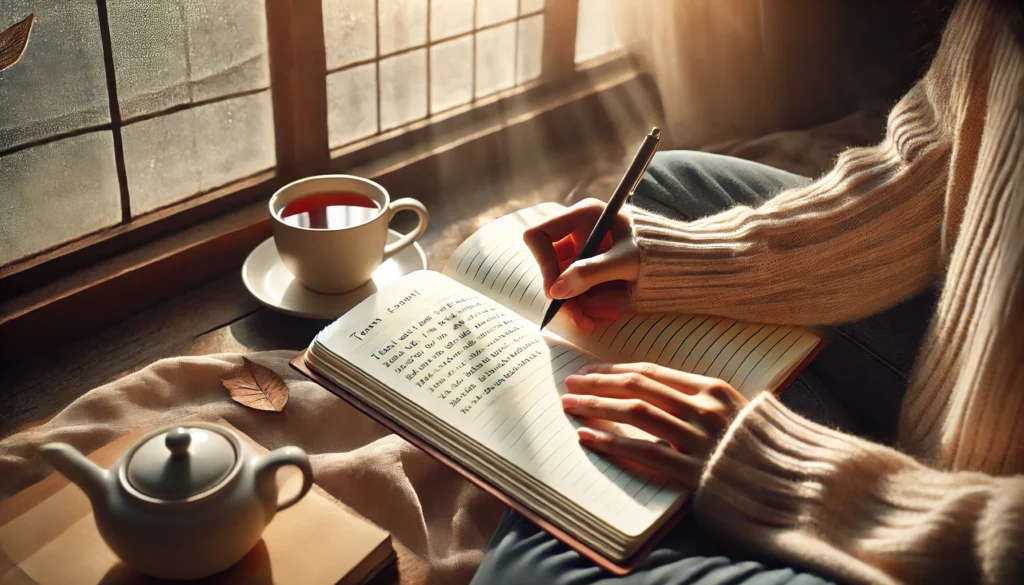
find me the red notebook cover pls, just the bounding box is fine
[291,339,824,575]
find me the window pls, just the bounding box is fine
[324,0,546,148]
[110,0,275,216]
[574,0,622,64]
[1,0,121,266]
[0,0,274,267]
[0,0,624,276]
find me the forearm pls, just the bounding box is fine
[629,85,948,325]
[694,393,1024,585]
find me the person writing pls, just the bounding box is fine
[470,0,1023,583]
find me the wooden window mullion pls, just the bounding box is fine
[94,0,131,223]
[266,0,330,181]
[541,0,578,81]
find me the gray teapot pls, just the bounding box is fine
[40,423,313,580]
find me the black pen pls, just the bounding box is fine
[539,127,662,331]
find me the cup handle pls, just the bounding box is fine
[254,446,314,512]
[382,198,430,261]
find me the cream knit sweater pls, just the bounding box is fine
[628,1,1023,583]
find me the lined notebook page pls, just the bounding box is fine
[442,203,821,397]
[316,271,682,538]
[557,315,820,398]
[442,202,565,323]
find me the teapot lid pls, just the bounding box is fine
[126,426,236,500]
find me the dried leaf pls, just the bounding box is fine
[221,357,290,412]
[0,13,34,73]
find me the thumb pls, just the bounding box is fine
[549,241,640,299]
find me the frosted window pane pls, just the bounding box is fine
[192,92,276,192]
[516,15,544,83]
[107,1,188,118]
[430,0,474,40]
[379,0,427,55]
[520,0,545,14]
[323,0,376,70]
[380,50,427,130]
[108,0,270,119]
[475,24,516,98]
[327,64,379,147]
[123,109,199,214]
[181,0,270,103]
[123,92,275,214]
[0,132,120,264]
[476,0,517,28]
[430,37,473,113]
[0,1,110,151]
[575,0,613,63]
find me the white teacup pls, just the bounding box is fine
[269,175,429,295]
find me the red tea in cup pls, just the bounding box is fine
[278,192,381,230]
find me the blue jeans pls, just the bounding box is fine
[470,151,937,585]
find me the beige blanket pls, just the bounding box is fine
[0,351,504,585]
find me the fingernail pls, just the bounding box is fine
[578,364,596,374]
[549,279,570,299]
[561,395,579,409]
[578,428,611,445]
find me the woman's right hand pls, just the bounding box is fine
[523,199,641,332]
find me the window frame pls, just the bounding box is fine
[0,0,607,295]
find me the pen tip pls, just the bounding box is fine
[539,313,552,332]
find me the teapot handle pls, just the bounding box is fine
[254,446,314,512]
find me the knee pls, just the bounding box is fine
[632,150,709,214]
[471,512,583,585]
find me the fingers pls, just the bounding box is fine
[559,300,595,333]
[565,364,736,439]
[565,370,691,417]
[523,229,562,296]
[575,290,623,320]
[549,239,640,299]
[561,394,710,454]
[579,362,722,396]
[553,237,577,264]
[562,361,748,489]
[523,200,605,293]
[576,428,702,490]
[554,292,623,332]
[523,199,637,298]
[582,363,745,423]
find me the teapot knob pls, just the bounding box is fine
[165,427,192,457]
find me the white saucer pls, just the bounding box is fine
[242,230,427,319]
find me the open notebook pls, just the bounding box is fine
[294,202,823,574]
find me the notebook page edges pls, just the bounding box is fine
[314,271,682,538]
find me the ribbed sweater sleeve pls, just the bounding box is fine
[694,393,1024,585]
[629,80,950,325]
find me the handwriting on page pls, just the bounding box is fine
[359,292,547,417]
[319,272,682,536]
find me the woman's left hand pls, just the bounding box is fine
[561,362,748,490]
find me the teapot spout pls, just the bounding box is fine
[40,442,110,502]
